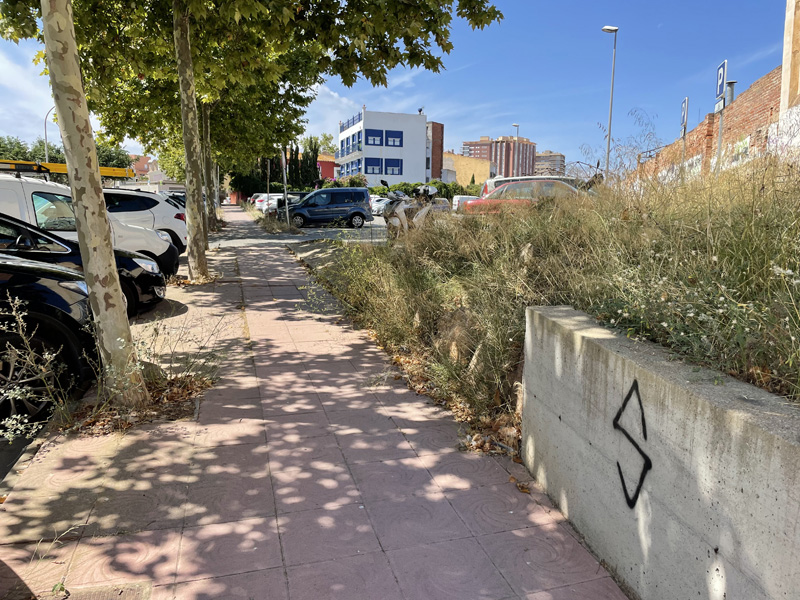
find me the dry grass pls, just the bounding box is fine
[314,156,800,420]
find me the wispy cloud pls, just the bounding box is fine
[735,42,781,69]
[0,40,140,153]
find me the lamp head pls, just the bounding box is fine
[602,25,619,33]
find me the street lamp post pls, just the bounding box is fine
[602,25,618,182]
[512,123,519,176]
[43,106,55,164]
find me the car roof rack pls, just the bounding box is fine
[0,160,51,178]
[0,159,135,179]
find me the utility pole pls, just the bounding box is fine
[44,106,55,164]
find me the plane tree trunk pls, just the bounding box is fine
[40,0,149,406]
[173,0,208,279]
[201,103,218,234]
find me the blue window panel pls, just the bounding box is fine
[340,140,345,150]
[357,131,362,143]
[365,129,383,146]
[385,130,403,147]
[384,158,403,176]
[365,157,382,174]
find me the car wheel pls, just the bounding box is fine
[349,214,365,228]
[291,214,305,228]
[120,280,137,317]
[0,332,64,420]
[159,229,185,254]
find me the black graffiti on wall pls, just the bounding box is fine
[613,380,652,509]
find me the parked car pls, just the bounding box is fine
[451,195,478,212]
[251,193,271,213]
[0,254,96,419]
[431,198,451,213]
[264,191,310,215]
[103,188,188,253]
[370,196,390,216]
[0,175,179,277]
[0,213,166,316]
[462,179,579,213]
[278,188,373,228]
[481,175,583,197]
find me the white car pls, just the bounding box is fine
[370,197,390,215]
[103,188,188,253]
[0,175,179,277]
[251,193,272,213]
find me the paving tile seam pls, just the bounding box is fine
[473,525,609,598]
[519,574,616,597]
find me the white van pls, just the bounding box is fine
[451,195,479,212]
[0,175,179,277]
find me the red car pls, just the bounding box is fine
[462,179,579,213]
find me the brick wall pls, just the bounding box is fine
[641,65,782,178]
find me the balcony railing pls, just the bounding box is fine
[334,143,362,160]
[339,112,362,133]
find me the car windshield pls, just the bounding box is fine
[32,192,77,231]
[486,182,536,200]
[486,180,577,201]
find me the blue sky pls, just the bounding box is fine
[0,1,786,169]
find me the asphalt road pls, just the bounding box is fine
[215,210,388,247]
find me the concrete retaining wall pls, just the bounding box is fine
[521,306,800,600]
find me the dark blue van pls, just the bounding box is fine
[280,188,373,228]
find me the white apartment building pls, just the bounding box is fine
[336,107,428,186]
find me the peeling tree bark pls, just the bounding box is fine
[173,0,208,279]
[40,0,149,407]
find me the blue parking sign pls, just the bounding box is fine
[681,97,688,128]
[716,60,727,99]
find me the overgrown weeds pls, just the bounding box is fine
[314,157,800,421]
[0,299,73,442]
[243,201,301,234]
[63,312,227,434]
[0,299,227,440]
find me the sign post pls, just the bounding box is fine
[715,60,727,100]
[715,60,727,173]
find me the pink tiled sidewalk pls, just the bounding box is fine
[0,206,628,600]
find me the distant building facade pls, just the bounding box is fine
[130,155,157,180]
[317,153,336,180]
[426,121,444,181]
[534,151,566,176]
[443,152,497,187]
[335,107,434,186]
[461,136,536,177]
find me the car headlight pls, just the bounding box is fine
[156,230,171,243]
[59,280,89,297]
[133,257,161,274]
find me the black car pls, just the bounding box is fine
[0,254,96,419]
[0,213,166,316]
